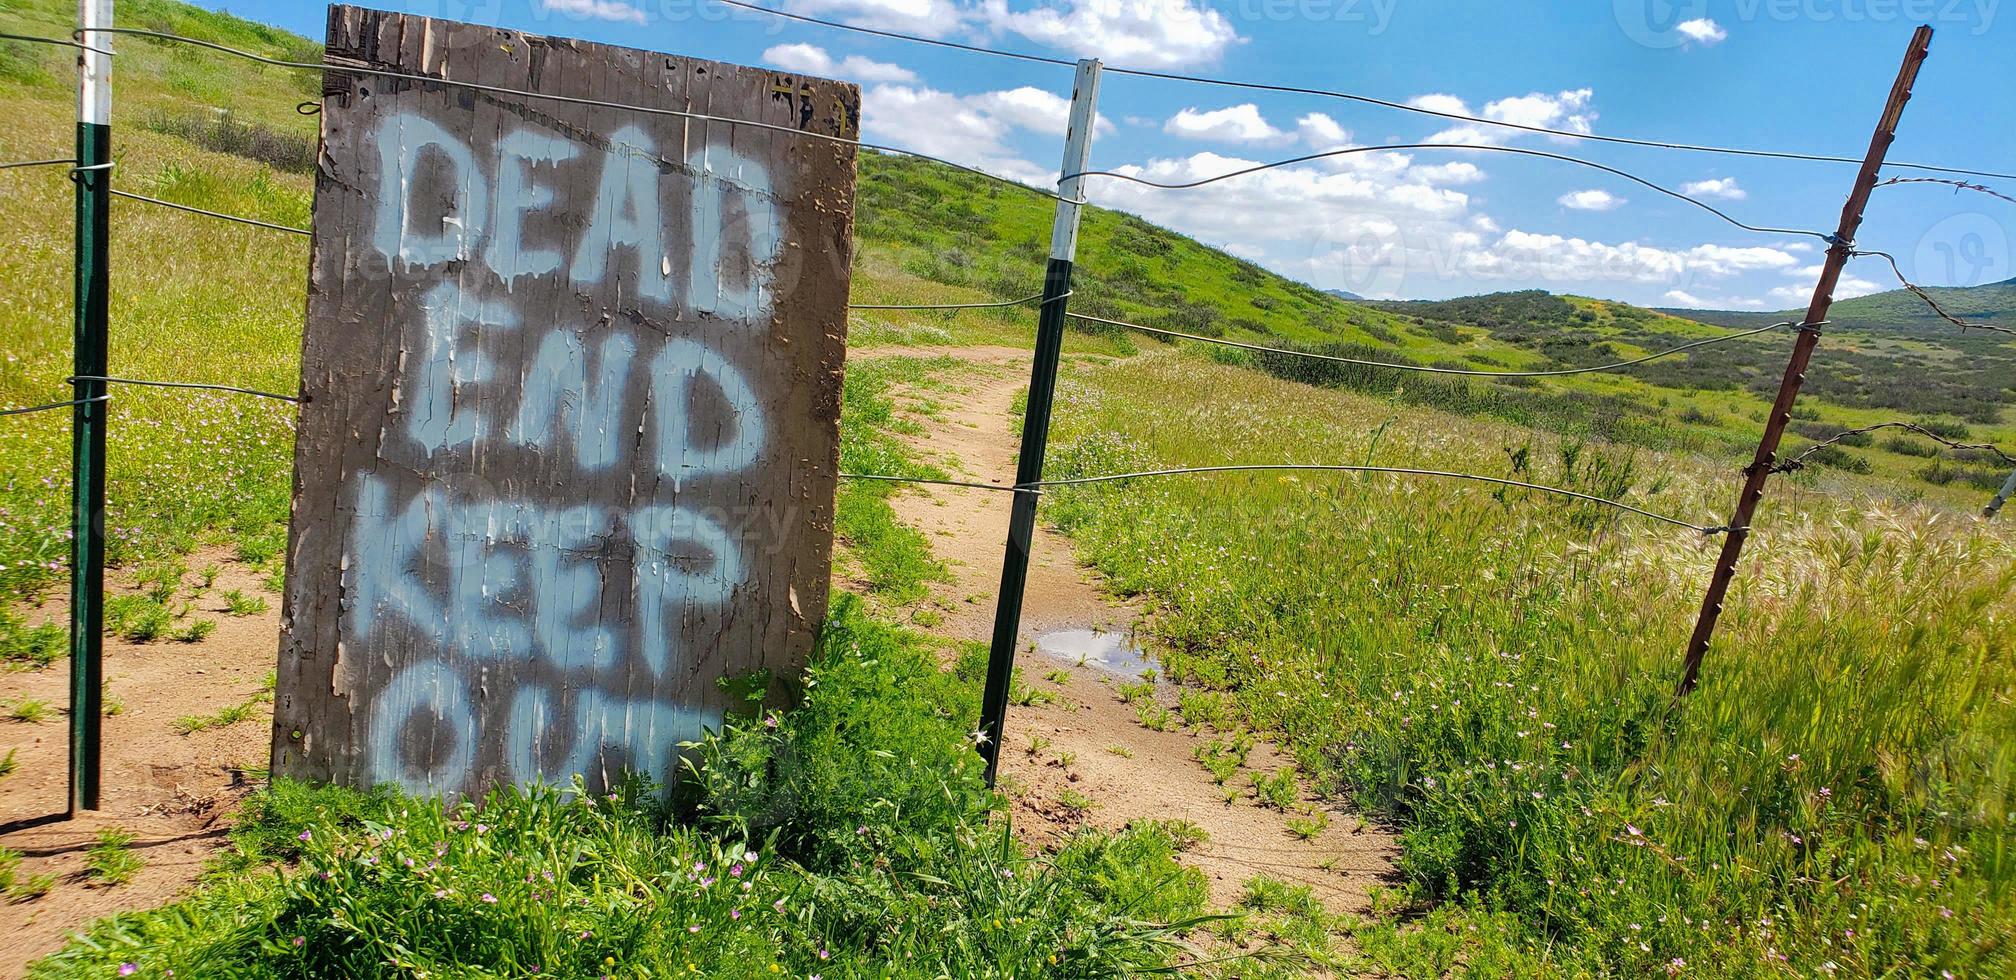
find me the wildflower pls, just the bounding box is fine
[292,936,305,947]
[730,863,744,878]
[731,909,742,920]
[480,893,498,904]
[119,966,138,977]
[297,830,312,842]
[819,949,830,960]
[606,958,616,968]
[689,925,702,934]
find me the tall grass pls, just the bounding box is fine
[1045,351,2016,976]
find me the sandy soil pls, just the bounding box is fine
[870,346,1400,914]
[0,551,278,979]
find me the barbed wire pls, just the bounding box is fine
[1029,464,1729,534]
[1874,176,2016,206]
[1067,144,1829,241]
[1067,311,1795,377]
[703,0,2014,182]
[1851,249,2016,337]
[68,375,302,403]
[1,394,110,418]
[1774,421,2016,474]
[55,27,1080,205]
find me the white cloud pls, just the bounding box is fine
[784,0,967,39]
[1296,112,1347,147]
[1419,88,1598,145]
[1676,18,1729,45]
[1164,104,1292,144]
[980,0,1242,68]
[1681,177,1746,200]
[761,43,916,83]
[537,0,647,23]
[1558,189,1625,211]
[1767,274,1882,305]
[1410,161,1486,185]
[968,86,1114,135]
[859,80,1119,186]
[1663,289,1712,307]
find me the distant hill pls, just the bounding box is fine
[1658,278,2016,337]
[1325,288,1367,301]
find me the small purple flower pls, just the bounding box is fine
[119,966,138,977]
[730,908,741,920]
[297,830,312,842]
[291,936,305,948]
[480,893,498,904]
[730,863,744,878]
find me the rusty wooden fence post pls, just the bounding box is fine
[1676,24,1935,696]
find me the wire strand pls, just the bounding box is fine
[1851,250,2016,337]
[701,0,2012,181]
[1,394,110,418]
[849,291,1065,311]
[74,27,1079,204]
[0,29,112,56]
[0,158,76,171]
[1774,422,2016,474]
[68,375,302,403]
[838,473,1032,493]
[1068,144,1828,240]
[1068,311,1795,377]
[110,190,312,235]
[1030,464,1726,533]
[1874,176,2016,206]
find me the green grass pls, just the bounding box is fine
[31,600,1226,978]
[1045,350,2016,976]
[83,829,145,887]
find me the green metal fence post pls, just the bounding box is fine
[977,58,1101,786]
[68,0,112,815]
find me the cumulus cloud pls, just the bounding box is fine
[1558,188,1625,211]
[1681,177,1746,200]
[1414,89,1598,145]
[1164,104,1293,144]
[1296,112,1348,147]
[1767,273,1882,305]
[761,43,917,83]
[1676,18,1729,45]
[979,0,1242,68]
[1663,289,1713,307]
[859,80,1119,186]
[537,0,647,23]
[784,0,968,39]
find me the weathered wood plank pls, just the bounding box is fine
[274,5,858,800]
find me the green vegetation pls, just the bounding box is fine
[1047,352,2016,975]
[1,846,57,902]
[32,602,1223,979]
[3,1,2013,975]
[83,829,145,887]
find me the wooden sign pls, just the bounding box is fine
[273,5,859,799]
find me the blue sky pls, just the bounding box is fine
[205,0,2014,307]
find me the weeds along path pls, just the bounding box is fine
[0,548,277,978]
[861,345,1399,914]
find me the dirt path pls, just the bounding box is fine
[0,550,277,978]
[871,347,1399,914]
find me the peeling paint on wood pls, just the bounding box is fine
[274,5,858,800]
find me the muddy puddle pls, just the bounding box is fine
[1033,627,1155,676]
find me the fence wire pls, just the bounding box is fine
[1853,250,2016,337]
[1067,311,1798,377]
[1068,144,1830,241]
[702,0,2014,181]
[1774,421,2016,474]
